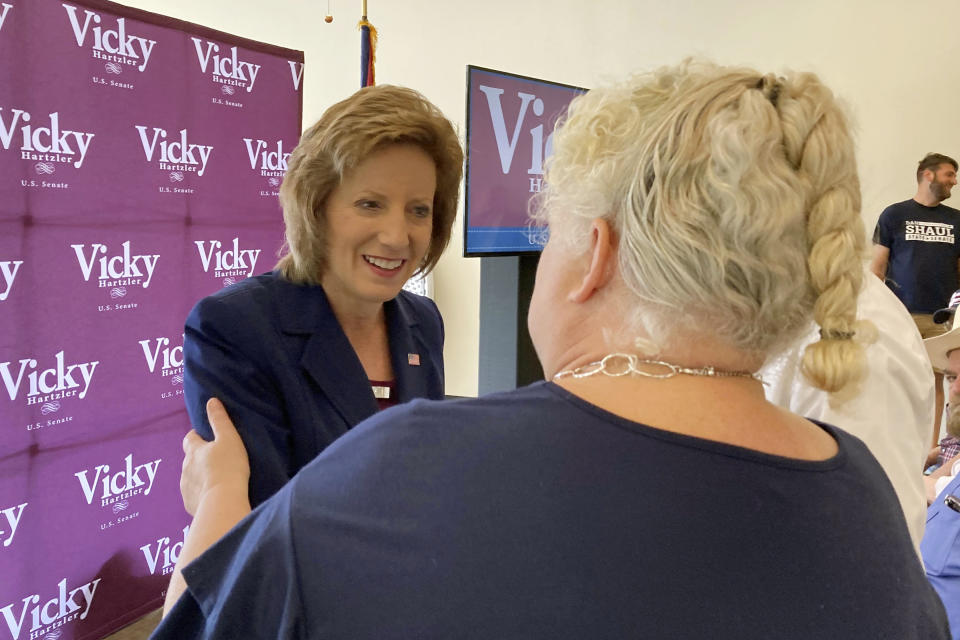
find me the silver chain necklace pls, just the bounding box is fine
[553,353,762,383]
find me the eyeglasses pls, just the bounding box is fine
[946,494,960,513]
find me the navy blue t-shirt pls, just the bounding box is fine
[154,382,948,639]
[874,199,960,313]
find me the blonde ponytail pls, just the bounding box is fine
[776,73,866,392]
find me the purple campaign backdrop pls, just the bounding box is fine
[0,2,303,639]
[464,66,585,255]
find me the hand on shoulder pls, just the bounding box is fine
[181,398,251,516]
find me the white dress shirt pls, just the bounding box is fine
[761,268,934,548]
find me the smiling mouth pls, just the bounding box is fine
[363,255,405,271]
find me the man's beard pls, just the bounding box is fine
[947,399,960,438]
[931,179,952,202]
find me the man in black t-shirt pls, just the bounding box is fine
[872,152,960,446]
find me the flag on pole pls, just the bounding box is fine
[359,18,377,87]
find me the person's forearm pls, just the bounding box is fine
[162,484,252,616]
[869,246,888,282]
[931,453,960,480]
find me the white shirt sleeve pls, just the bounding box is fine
[935,474,954,499]
[934,458,960,498]
[761,268,934,549]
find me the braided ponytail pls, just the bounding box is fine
[536,61,867,394]
[776,73,867,392]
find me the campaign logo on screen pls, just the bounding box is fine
[0,577,102,640]
[0,351,98,411]
[464,67,585,255]
[139,525,189,576]
[288,60,303,91]
[135,125,213,187]
[0,260,22,302]
[194,238,261,284]
[0,107,95,180]
[62,4,155,73]
[0,502,26,549]
[191,38,261,96]
[0,4,12,37]
[476,85,556,191]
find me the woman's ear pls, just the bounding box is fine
[569,218,616,303]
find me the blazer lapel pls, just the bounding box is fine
[385,296,430,403]
[278,282,379,427]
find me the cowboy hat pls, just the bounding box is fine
[924,290,960,371]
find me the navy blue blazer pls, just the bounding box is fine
[182,271,445,507]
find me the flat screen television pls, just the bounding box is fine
[463,65,586,256]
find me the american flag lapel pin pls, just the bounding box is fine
[408,353,421,366]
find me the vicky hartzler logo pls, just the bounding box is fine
[71,241,158,289]
[0,577,101,640]
[243,138,289,177]
[74,453,160,512]
[139,336,184,398]
[70,241,158,310]
[62,3,156,73]
[244,138,289,196]
[191,38,261,94]
[135,125,213,183]
[0,107,95,173]
[194,238,261,282]
[0,351,98,410]
[140,525,189,576]
[477,83,571,194]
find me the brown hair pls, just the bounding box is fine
[916,153,958,182]
[276,85,463,283]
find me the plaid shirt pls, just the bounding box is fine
[938,435,960,467]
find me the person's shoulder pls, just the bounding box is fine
[396,289,441,319]
[333,383,555,447]
[809,418,898,483]
[394,290,444,342]
[879,199,915,217]
[189,271,293,320]
[291,384,560,504]
[185,273,306,347]
[938,202,960,216]
[387,383,546,422]
[198,271,284,304]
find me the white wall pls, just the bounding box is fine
[119,0,960,396]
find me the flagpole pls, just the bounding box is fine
[359,1,376,87]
